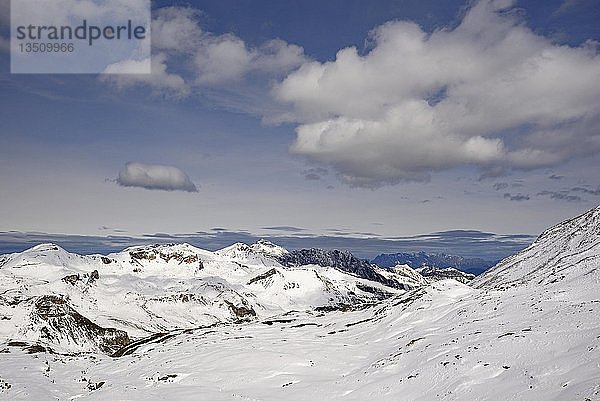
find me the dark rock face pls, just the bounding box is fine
[129,250,156,261]
[372,251,497,275]
[355,283,395,299]
[278,249,404,289]
[61,270,99,287]
[223,300,256,319]
[87,381,105,391]
[62,274,80,285]
[129,245,204,270]
[31,295,130,355]
[247,268,278,285]
[87,270,99,285]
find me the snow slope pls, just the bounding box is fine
[472,205,600,289]
[0,277,598,400]
[0,206,599,400]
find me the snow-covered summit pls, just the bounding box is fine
[250,239,289,257]
[216,239,288,261]
[0,242,93,272]
[111,242,212,265]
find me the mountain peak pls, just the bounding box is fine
[250,239,288,257]
[2,243,82,270]
[27,243,66,253]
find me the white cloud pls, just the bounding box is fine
[274,0,600,187]
[152,7,204,54]
[254,39,307,75]
[104,6,306,95]
[117,162,198,192]
[194,34,254,84]
[193,35,306,85]
[103,58,151,74]
[101,54,189,98]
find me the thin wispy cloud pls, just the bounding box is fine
[102,7,307,99]
[116,162,198,193]
[537,190,581,202]
[553,0,585,15]
[302,167,328,181]
[504,193,530,202]
[535,186,600,202]
[261,226,307,232]
[304,173,321,180]
[571,186,600,196]
[102,54,189,99]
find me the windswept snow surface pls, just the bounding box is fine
[1,206,600,400]
[0,279,598,400]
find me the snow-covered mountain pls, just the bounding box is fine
[0,240,423,354]
[0,206,599,400]
[278,248,416,289]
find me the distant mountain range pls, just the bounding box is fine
[372,251,497,275]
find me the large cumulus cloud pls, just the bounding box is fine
[117,162,198,192]
[273,0,600,187]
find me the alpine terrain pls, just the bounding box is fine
[0,207,599,400]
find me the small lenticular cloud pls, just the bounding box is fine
[117,162,198,192]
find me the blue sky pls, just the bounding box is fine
[0,0,599,258]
